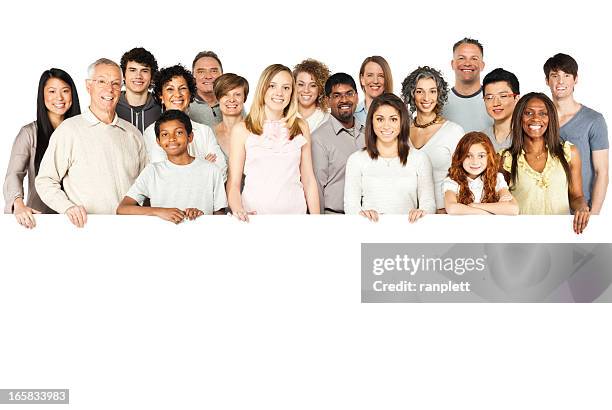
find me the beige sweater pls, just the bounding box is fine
[35,109,147,214]
[3,121,55,214]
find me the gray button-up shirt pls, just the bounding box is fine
[311,115,365,213]
[188,95,222,127]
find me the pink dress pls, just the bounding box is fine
[242,121,307,214]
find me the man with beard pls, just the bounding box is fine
[442,38,493,132]
[311,73,365,214]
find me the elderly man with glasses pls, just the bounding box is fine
[36,58,147,227]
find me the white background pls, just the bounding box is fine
[1,0,611,409]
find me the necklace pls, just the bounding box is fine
[414,115,441,128]
[526,150,547,160]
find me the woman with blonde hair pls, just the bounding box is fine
[293,58,330,133]
[227,64,320,220]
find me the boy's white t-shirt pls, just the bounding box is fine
[125,158,227,213]
[442,172,508,204]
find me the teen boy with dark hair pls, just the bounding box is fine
[116,110,227,223]
[117,47,162,134]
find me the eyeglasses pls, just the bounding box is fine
[483,92,517,102]
[330,91,356,100]
[90,78,122,91]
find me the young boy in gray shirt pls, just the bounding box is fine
[116,110,227,223]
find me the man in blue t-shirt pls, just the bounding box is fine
[544,53,609,214]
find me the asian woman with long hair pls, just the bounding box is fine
[3,68,80,228]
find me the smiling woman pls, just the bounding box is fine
[401,66,464,212]
[293,59,330,133]
[355,56,393,125]
[3,68,81,228]
[141,64,227,180]
[226,64,320,219]
[501,92,590,233]
[344,93,436,222]
[213,73,249,160]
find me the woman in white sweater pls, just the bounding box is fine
[344,93,436,222]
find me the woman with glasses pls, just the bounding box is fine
[401,66,464,212]
[3,68,81,228]
[227,64,320,220]
[501,93,590,233]
[142,64,226,179]
[481,68,520,152]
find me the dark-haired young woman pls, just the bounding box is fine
[344,93,435,222]
[500,92,590,233]
[3,68,80,228]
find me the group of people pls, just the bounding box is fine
[3,38,608,234]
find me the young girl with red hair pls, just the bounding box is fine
[443,132,519,215]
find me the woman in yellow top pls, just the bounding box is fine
[500,92,589,234]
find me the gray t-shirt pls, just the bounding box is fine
[560,105,609,205]
[442,87,493,133]
[126,158,227,213]
[481,125,512,153]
